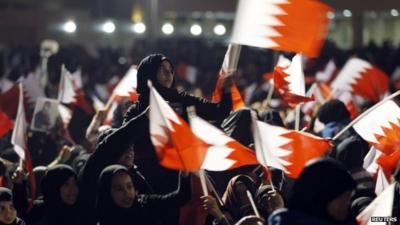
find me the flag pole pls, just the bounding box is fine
[204,171,224,205]
[246,190,260,217]
[295,105,301,131]
[332,90,400,141]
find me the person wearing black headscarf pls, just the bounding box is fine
[96,165,191,225]
[78,109,153,225]
[336,136,375,199]
[14,165,79,225]
[317,99,352,142]
[0,188,25,225]
[122,54,233,225]
[269,158,356,225]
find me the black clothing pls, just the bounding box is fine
[14,165,79,225]
[78,110,153,225]
[288,158,356,224]
[97,165,191,225]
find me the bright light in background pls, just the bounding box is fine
[190,24,202,36]
[162,23,174,35]
[343,9,352,17]
[327,11,335,20]
[391,9,399,17]
[63,20,76,33]
[102,21,115,33]
[213,24,226,36]
[133,22,146,34]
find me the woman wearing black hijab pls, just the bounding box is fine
[15,165,79,225]
[122,54,233,225]
[0,188,25,225]
[268,158,356,225]
[96,165,191,225]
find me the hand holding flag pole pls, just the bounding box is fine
[332,90,400,141]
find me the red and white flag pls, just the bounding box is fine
[58,65,94,115]
[352,100,400,155]
[252,114,331,178]
[273,54,314,107]
[231,0,332,57]
[112,66,139,102]
[357,183,395,225]
[149,83,257,171]
[189,116,258,171]
[331,58,389,102]
[212,44,245,111]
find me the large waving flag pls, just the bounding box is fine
[231,0,331,57]
[252,114,331,178]
[352,100,400,155]
[149,83,257,171]
[357,183,395,225]
[212,44,245,111]
[331,58,389,102]
[273,54,314,107]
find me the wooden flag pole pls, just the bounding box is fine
[294,105,301,131]
[332,90,400,141]
[204,172,224,206]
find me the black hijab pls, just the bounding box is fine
[288,158,356,223]
[136,53,175,103]
[97,165,141,225]
[0,188,24,225]
[41,165,79,225]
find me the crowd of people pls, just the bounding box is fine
[0,37,399,225]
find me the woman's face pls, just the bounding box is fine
[0,201,16,224]
[235,182,250,205]
[327,191,352,221]
[60,176,79,205]
[156,60,174,88]
[111,171,136,208]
